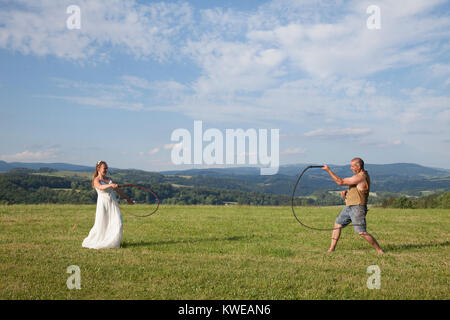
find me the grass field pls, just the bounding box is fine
[0,204,448,299]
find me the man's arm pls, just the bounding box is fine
[321,165,364,186]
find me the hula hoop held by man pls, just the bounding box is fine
[322,158,384,255]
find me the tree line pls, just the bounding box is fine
[0,172,349,206]
[0,171,448,208]
[0,172,294,206]
[380,192,450,209]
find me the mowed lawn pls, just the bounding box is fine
[0,204,448,299]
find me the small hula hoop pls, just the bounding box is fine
[291,165,366,231]
[118,184,160,218]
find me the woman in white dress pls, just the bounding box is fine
[82,161,133,249]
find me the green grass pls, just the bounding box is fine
[0,204,449,299]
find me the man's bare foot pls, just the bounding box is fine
[377,249,384,255]
[327,248,335,253]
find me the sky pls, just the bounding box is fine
[0,0,449,172]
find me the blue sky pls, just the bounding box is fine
[0,0,449,171]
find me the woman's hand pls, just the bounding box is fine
[341,190,348,199]
[110,183,119,189]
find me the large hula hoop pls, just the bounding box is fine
[117,184,160,218]
[291,165,366,231]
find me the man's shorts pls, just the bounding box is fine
[335,205,368,232]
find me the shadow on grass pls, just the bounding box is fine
[383,240,450,252]
[122,235,257,248]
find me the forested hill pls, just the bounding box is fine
[0,160,93,172]
[160,163,450,195]
[0,162,449,205]
[1,162,449,195]
[161,163,450,179]
[2,161,448,178]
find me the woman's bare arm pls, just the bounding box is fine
[93,177,118,190]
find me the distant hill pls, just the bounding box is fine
[162,163,450,178]
[161,163,450,195]
[2,160,448,177]
[0,160,94,172]
[1,161,449,196]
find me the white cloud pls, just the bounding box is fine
[398,111,423,126]
[3,0,449,146]
[394,91,450,127]
[233,0,448,79]
[139,148,161,157]
[429,63,450,77]
[1,0,448,75]
[0,0,193,62]
[304,128,372,138]
[121,75,153,90]
[0,147,60,162]
[184,39,286,97]
[45,94,145,111]
[365,138,405,148]
[164,143,181,149]
[45,76,191,111]
[145,0,449,124]
[149,148,160,155]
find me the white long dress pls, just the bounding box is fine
[82,180,123,249]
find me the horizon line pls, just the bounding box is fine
[1,160,449,172]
